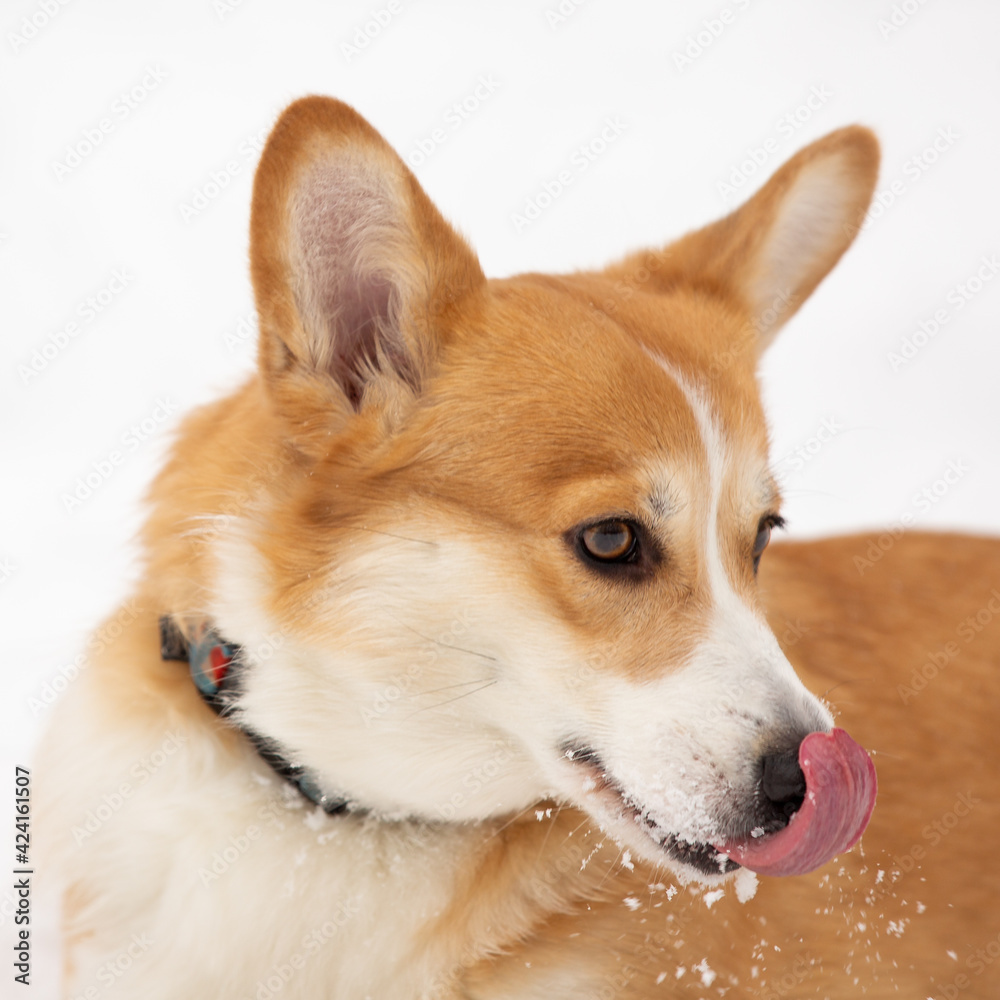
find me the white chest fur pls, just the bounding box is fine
[37,670,497,1000]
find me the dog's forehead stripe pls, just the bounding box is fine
[645,353,739,611]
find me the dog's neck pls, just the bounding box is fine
[158,615,354,815]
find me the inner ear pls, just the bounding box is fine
[292,161,415,407]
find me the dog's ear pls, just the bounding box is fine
[612,126,879,350]
[249,97,485,447]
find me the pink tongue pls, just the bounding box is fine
[717,728,877,877]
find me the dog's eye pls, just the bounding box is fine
[753,515,785,574]
[580,520,638,563]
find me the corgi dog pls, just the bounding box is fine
[37,98,1000,999]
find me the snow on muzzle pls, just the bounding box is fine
[716,728,877,877]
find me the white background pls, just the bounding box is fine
[3,1,999,992]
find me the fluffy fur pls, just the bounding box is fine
[37,98,1000,998]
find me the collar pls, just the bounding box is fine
[159,616,350,815]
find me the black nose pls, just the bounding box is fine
[761,747,807,818]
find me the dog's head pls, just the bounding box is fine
[164,98,878,882]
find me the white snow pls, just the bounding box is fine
[693,958,717,987]
[734,869,759,903]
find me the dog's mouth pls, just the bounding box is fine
[563,744,738,877]
[563,728,877,879]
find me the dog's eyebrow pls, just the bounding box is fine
[647,486,673,519]
[760,476,782,511]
